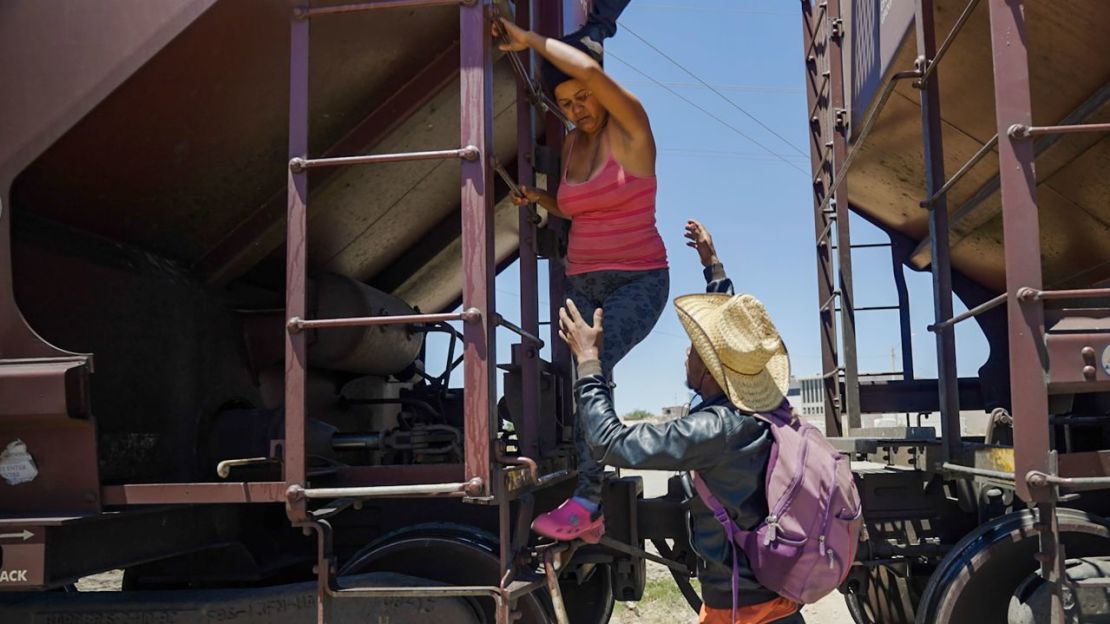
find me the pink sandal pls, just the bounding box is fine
[532,498,605,544]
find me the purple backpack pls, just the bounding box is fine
[692,402,862,614]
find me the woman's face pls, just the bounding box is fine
[554,79,608,134]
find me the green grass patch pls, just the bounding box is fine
[612,573,701,623]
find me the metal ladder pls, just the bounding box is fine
[277,2,569,623]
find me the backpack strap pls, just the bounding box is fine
[690,404,779,623]
[692,471,740,624]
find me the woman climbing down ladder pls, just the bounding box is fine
[493,2,669,542]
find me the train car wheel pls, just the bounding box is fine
[915,508,1110,624]
[559,562,614,624]
[844,563,927,624]
[340,523,552,624]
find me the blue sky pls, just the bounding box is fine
[435,0,991,415]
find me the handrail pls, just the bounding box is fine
[1027,471,1110,492]
[917,0,982,85]
[496,314,545,347]
[1009,122,1110,139]
[291,478,484,499]
[287,309,480,333]
[289,146,478,172]
[928,293,1006,332]
[1017,287,1110,302]
[922,133,998,207]
[495,15,572,126]
[942,462,1014,481]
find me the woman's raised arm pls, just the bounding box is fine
[493,18,651,144]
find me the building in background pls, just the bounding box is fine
[659,404,689,421]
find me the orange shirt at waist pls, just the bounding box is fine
[698,597,799,624]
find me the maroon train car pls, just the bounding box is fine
[802,1,1110,622]
[0,2,682,623]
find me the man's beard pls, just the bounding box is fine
[686,369,708,393]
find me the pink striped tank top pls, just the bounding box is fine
[556,131,668,276]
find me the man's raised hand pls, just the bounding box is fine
[684,219,719,268]
[558,299,603,363]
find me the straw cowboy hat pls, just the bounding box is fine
[675,293,790,413]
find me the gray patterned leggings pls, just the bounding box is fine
[566,268,670,504]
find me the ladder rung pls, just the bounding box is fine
[289,146,478,172]
[836,305,901,312]
[830,242,893,250]
[300,0,464,19]
[288,309,480,333]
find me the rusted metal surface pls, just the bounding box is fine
[987,1,1062,620]
[101,481,289,505]
[194,40,462,284]
[0,574,487,623]
[10,1,494,309]
[544,551,570,624]
[0,506,244,591]
[539,0,571,429]
[918,0,982,85]
[0,358,98,513]
[801,0,842,436]
[302,0,468,18]
[284,10,310,525]
[1044,317,1110,393]
[828,0,861,431]
[515,0,541,462]
[1058,450,1110,479]
[0,1,179,365]
[817,70,921,212]
[846,0,1110,293]
[0,0,217,185]
[915,0,962,461]
[327,463,463,486]
[987,0,1050,504]
[459,0,496,500]
[911,81,1110,277]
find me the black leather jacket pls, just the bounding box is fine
[574,264,778,609]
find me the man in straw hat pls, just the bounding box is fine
[554,220,803,623]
